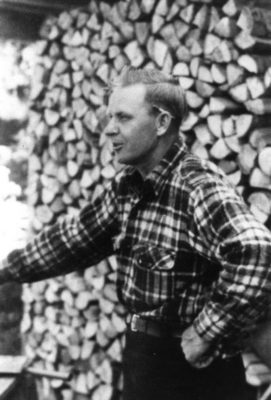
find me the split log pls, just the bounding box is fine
[214,16,239,39]
[238,54,271,74]
[193,4,210,31]
[265,67,271,88]
[181,111,199,132]
[190,57,202,78]
[209,97,243,113]
[226,63,244,87]
[209,138,232,159]
[227,169,242,187]
[191,140,209,160]
[194,124,215,146]
[198,64,213,83]
[235,114,252,138]
[207,115,223,138]
[249,128,271,150]
[248,191,271,224]
[124,41,145,67]
[35,205,54,225]
[176,45,192,62]
[229,83,250,103]
[172,62,190,76]
[222,0,242,18]
[234,30,255,51]
[195,80,216,98]
[209,40,238,63]
[245,98,271,115]
[258,147,271,176]
[218,159,237,175]
[92,384,113,400]
[250,167,271,190]
[178,77,195,90]
[204,33,221,56]
[198,103,210,119]
[44,109,60,126]
[151,39,170,69]
[160,24,180,50]
[211,64,227,84]
[185,90,204,109]
[237,143,257,175]
[166,3,181,22]
[236,115,271,138]
[222,116,235,137]
[224,135,241,153]
[180,4,195,24]
[246,76,266,100]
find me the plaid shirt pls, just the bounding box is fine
[3,139,271,344]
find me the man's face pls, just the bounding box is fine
[105,84,158,168]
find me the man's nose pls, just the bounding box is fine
[104,119,118,138]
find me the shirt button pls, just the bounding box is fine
[212,315,220,323]
[138,256,144,266]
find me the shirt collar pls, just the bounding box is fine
[121,138,187,197]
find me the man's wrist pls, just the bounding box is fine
[192,304,233,343]
[193,315,218,342]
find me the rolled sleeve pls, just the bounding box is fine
[2,179,119,283]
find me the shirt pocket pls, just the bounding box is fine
[135,243,175,270]
[131,243,177,310]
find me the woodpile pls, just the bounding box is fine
[23,0,271,399]
[0,40,36,358]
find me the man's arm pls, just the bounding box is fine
[184,177,271,364]
[0,179,119,284]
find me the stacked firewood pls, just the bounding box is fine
[22,0,271,399]
[0,40,36,358]
[0,145,29,356]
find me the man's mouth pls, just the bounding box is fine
[112,143,123,152]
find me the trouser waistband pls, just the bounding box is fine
[126,314,184,338]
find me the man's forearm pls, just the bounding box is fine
[181,324,216,368]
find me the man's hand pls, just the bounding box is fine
[181,325,217,368]
[242,351,271,386]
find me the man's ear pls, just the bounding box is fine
[156,112,172,137]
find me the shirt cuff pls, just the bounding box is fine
[192,304,236,343]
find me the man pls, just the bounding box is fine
[0,67,271,400]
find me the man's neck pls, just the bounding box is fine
[136,135,177,179]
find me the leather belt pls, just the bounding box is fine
[126,314,184,338]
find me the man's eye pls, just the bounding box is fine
[118,114,129,121]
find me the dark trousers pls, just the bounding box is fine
[123,330,257,400]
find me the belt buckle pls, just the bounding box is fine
[130,314,139,332]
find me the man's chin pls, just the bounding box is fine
[116,158,129,165]
[113,151,138,166]
[114,153,130,165]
